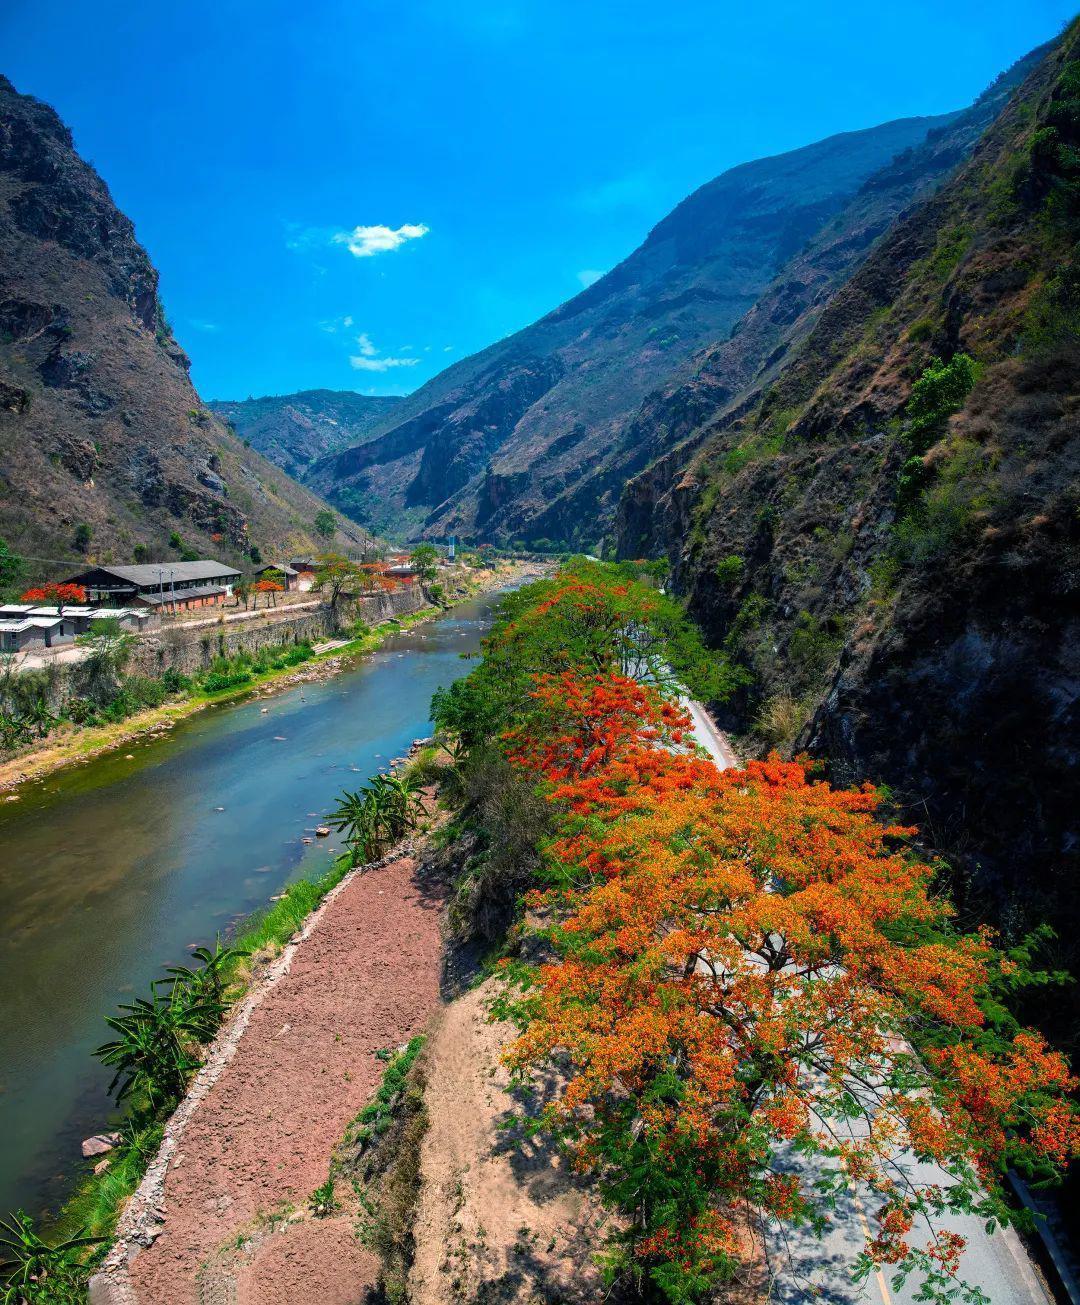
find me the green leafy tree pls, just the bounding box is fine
[410,542,439,583]
[905,353,979,452]
[314,509,336,539]
[313,553,364,623]
[0,539,24,600]
[75,619,135,705]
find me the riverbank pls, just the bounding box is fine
[0,561,538,794]
[89,842,445,1305]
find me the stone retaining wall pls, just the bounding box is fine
[128,585,428,676]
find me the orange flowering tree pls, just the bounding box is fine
[432,559,744,756]
[19,582,87,604]
[252,578,283,608]
[496,671,1080,1303]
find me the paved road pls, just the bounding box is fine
[684,700,1051,1304]
[765,1145,1050,1303]
[682,696,739,770]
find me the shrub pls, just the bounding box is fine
[199,667,252,694]
[905,353,980,452]
[159,668,191,695]
[788,609,842,678]
[713,554,744,589]
[753,691,811,750]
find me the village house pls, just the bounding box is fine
[0,605,153,653]
[287,559,318,592]
[254,562,300,592]
[382,562,417,585]
[62,561,242,612]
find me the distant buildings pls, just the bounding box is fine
[287,559,318,592]
[0,605,151,654]
[61,561,241,612]
[255,562,300,592]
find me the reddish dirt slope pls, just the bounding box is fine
[119,854,443,1305]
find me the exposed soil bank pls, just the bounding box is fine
[409,979,614,1304]
[91,850,445,1304]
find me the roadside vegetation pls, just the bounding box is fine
[430,560,1080,1305]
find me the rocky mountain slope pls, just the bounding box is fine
[207,390,401,483]
[305,113,962,543]
[0,76,372,577]
[619,29,1079,1010]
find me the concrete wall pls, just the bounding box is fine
[128,586,429,676]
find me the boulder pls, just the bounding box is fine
[81,1132,121,1158]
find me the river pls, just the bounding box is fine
[0,590,500,1222]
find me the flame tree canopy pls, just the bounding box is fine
[19,582,87,604]
[436,560,1080,1305]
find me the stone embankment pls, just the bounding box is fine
[128,585,426,676]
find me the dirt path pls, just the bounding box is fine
[94,853,445,1305]
[409,981,614,1304]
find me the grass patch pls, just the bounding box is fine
[344,1036,426,1151]
[347,1037,430,1305]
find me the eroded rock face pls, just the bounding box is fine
[0,75,371,569]
[621,35,1080,1040]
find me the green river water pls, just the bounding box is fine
[0,591,499,1222]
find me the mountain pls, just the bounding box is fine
[618,29,1079,1004]
[207,390,402,483]
[0,76,373,577]
[305,113,964,544]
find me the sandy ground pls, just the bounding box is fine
[409,979,615,1304]
[123,853,445,1305]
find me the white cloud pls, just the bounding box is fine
[350,355,420,372]
[333,223,429,258]
[348,331,420,372]
[443,345,455,352]
[576,269,604,288]
[319,314,355,333]
[189,319,220,332]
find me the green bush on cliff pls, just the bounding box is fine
[904,353,980,453]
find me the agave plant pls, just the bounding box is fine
[23,697,55,741]
[327,787,379,857]
[328,771,422,863]
[0,713,31,752]
[0,1211,103,1304]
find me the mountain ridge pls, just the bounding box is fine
[302,111,963,541]
[616,27,1079,1025]
[0,75,371,577]
[207,390,402,484]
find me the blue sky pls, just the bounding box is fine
[1,1,1071,400]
